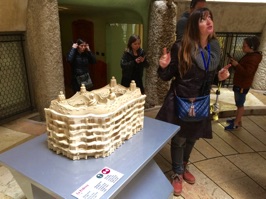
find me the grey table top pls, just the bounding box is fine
[0,116,180,199]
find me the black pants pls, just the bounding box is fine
[171,134,197,174]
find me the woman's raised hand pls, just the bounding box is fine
[159,48,171,68]
[218,64,231,81]
[72,43,78,48]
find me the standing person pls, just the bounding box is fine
[67,38,96,92]
[176,0,206,41]
[175,2,212,192]
[225,36,262,130]
[156,8,231,196]
[120,34,149,94]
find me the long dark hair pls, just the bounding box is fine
[178,7,216,77]
[126,35,140,51]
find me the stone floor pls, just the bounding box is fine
[0,87,266,199]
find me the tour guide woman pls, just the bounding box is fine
[156,7,231,196]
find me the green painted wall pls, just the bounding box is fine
[59,0,151,84]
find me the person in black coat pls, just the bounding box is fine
[67,38,96,92]
[176,0,206,40]
[120,35,149,94]
[157,8,231,196]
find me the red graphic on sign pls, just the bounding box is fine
[101,168,110,174]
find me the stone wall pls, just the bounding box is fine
[25,0,65,120]
[253,24,266,90]
[145,1,176,108]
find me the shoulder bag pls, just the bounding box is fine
[175,44,211,122]
[76,73,93,90]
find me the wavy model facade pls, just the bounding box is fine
[45,77,146,160]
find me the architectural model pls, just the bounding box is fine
[44,77,146,160]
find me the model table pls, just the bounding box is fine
[0,117,180,199]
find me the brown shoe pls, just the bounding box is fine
[172,174,183,196]
[183,162,195,184]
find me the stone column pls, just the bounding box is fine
[25,0,64,120]
[145,0,176,108]
[252,23,266,90]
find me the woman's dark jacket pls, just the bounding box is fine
[156,39,221,139]
[120,48,149,94]
[67,48,96,76]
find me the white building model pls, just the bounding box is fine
[45,77,146,160]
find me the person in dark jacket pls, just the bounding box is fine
[120,35,149,94]
[176,0,206,41]
[157,8,231,196]
[67,38,96,92]
[225,36,262,130]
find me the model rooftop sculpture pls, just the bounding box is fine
[45,77,146,160]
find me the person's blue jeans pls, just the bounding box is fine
[171,134,197,174]
[234,91,247,107]
[233,85,249,107]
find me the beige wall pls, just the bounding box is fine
[0,0,28,31]
[175,2,266,33]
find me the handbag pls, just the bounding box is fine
[175,95,210,122]
[76,73,93,89]
[175,43,211,122]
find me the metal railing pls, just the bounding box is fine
[216,32,261,87]
[0,33,33,121]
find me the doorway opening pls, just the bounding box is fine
[106,23,143,83]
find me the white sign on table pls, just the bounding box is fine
[72,167,124,199]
